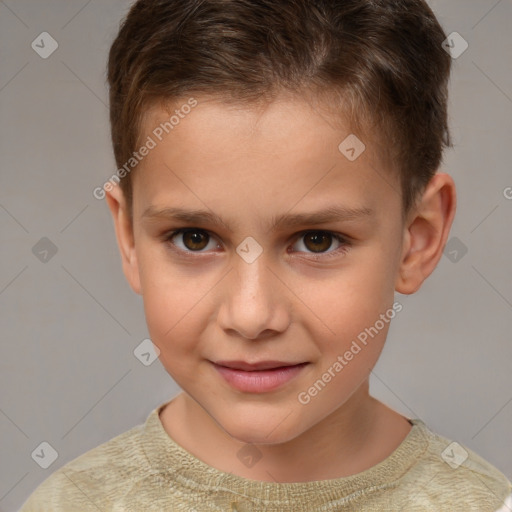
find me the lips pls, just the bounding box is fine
[211,360,309,393]
[212,360,306,371]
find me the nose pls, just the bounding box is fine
[216,254,290,340]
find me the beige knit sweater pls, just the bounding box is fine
[20,400,512,511]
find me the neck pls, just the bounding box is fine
[160,382,412,483]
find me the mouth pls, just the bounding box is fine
[210,360,309,393]
[212,360,307,371]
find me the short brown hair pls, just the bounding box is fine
[107,0,452,220]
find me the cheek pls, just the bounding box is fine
[137,250,189,344]
[142,284,204,378]
[137,249,215,368]
[298,262,394,335]
[294,254,396,379]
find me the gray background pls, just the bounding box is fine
[1,1,511,510]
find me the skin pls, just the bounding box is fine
[105,92,456,483]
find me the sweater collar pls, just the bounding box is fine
[141,399,429,509]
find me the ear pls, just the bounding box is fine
[104,184,142,295]
[395,172,457,295]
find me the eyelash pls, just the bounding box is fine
[162,228,351,261]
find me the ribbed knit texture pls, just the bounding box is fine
[20,400,512,511]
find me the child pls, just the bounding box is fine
[21,0,512,510]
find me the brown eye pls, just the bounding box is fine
[302,231,334,253]
[166,229,218,253]
[181,230,210,250]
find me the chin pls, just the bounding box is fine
[229,429,300,447]
[218,413,305,446]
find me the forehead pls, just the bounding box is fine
[133,94,401,226]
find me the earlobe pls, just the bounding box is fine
[395,172,457,295]
[104,184,142,295]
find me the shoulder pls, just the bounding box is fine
[399,419,512,511]
[19,420,152,512]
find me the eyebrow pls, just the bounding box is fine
[142,204,374,232]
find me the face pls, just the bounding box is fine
[116,94,409,445]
